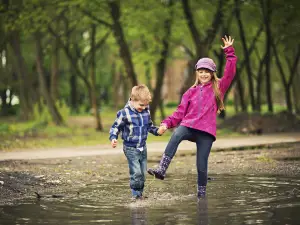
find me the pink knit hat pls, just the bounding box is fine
[195,58,217,72]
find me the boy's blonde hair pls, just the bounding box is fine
[130,84,152,103]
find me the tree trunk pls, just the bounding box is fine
[271,42,300,113]
[9,30,32,120]
[261,0,273,113]
[235,0,256,111]
[256,51,267,113]
[112,62,119,110]
[151,2,173,123]
[51,25,60,102]
[236,73,247,112]
[90,24,103,131]
[180,0,224,94]
[224,24,263,107]
[293,70,300,114]
[35,32,64,125]
[109,0,138,86]
[159,99,165,121]
[215,48,226,119]
[120,69,129,104]
[70,68,78,113]
[0,89,9,116]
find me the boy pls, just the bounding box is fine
[109,84,166,199]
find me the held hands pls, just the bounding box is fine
[157,124,168,135]
[111,139,117,148]
[221,35,234,49]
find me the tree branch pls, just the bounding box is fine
[181,0,202,55]
[204,0,224,47]
[288,44,300,86]
[85,31,111,64]
[271,39,287,87]
[79,7,112,28]
[180,44,195,58]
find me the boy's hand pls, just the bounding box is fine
[221,35,234,49]
[111,139,118,148]
[158,124,168,135]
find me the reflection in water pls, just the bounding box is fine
[130,206,147,225]
[0,175,300,225]
[197,198,208,225]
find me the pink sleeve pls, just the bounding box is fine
[162,89,190,129]
[219,46,238,94]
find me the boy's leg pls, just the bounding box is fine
[139,147,147,197]
[123,146,144,198]
[148,126,193,180]
[195,131,214,198]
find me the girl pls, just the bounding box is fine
[148,35,237,198]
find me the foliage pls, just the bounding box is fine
[1,0,300,138]
[33,99,70,124]
[33,101,52,124]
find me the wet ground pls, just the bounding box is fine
[0,142,300,224]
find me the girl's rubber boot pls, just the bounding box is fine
[197,185,207,199]
[147,154,171,180]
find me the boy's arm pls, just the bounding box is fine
[109,110,125,141]
[161,89,190,129]
[148,120,160,136]
[147,110,160,136]
[219,46,238,94]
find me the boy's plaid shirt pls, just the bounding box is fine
[109,102,160,148]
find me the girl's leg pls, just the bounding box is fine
[195,131,214,198]
[148,126,193,180]
[164,125,193,158]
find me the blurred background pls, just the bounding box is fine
[0,0,300,150]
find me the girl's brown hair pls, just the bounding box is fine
[192,69,225,113]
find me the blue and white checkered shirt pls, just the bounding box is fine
[109,101,160,148]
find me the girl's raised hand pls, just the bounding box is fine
[221,35,234,49]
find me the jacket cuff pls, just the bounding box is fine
[224,46,234,53]
[109,135,117,141]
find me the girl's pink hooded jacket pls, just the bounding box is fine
[162,46,237,140]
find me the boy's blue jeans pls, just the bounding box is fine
[164,126,214,186]
[123,145,147,197]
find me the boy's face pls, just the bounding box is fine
[131,100,149,112]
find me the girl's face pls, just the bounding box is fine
[197,69,212,84]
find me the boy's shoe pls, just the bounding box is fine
[136,196,145,200]
[131,196,139,201]
[147,154,172,180]
[131,194,148,201]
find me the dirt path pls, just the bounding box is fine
[1,132,300,161]
[1,132,300,205]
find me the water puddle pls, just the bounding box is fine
[0,175,299,224]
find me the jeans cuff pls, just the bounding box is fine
[131,189,143,197]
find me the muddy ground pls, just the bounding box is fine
[0,142,299,205]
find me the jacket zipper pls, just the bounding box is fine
[199,84,203,119]
[190,84,203,127]
[138,113,144,147]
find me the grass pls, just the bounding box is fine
[0,104,287,151]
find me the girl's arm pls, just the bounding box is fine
[109,110,125,141]
[219,46,238,94]
[161,89,191,129]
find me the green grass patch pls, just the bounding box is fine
[256,155,275,163]
[5,103,288,152]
